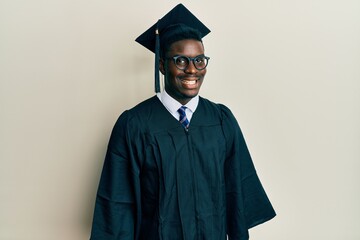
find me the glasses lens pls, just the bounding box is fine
[175,56,189,70]
[194,56,207,70]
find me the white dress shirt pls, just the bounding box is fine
[156,90,199,122]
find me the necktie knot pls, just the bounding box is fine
[178,106,190,130]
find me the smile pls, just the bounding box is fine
[182,79,197,85]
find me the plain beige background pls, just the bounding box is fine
[1,0,359,239]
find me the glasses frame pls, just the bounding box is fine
[167,55,210,71]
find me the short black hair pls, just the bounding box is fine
[160,24,203,58]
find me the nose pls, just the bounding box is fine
[184,61,197,74]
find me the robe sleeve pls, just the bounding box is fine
[90,111,141,240]
[221,105,276,240]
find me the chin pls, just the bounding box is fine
[182,91,199,99]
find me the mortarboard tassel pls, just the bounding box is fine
[154,21,160,93]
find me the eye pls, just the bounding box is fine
[195,57,205,64]
[175,56,188,66]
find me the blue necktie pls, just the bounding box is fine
[178,106,190,130]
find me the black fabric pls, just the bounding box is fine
[90,96,276,240]
[135,4,210,53]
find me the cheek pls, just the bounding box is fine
[167,66,182,79]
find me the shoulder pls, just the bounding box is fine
[112,96,160,132]
[116,96,160,121]
[198,97,241,140]
[199,96,236,121]
[128,95,160,116]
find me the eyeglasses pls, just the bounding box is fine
[168,55,210,70]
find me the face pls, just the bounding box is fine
[160,39,207,105]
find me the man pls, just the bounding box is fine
[90,4,275,240]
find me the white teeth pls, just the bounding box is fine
[183,80,196,85]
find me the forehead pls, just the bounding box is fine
[168,39,204,56]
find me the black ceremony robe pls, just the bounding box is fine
[90,96,276,240]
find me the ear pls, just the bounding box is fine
[159,58,166,75]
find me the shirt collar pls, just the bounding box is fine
[157,90,199,115]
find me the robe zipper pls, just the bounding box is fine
[185,129,200,240]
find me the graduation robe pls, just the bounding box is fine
[90,96,276,240]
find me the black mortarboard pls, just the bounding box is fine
[135,4,211,92]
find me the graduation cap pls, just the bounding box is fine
[135,4,211,93]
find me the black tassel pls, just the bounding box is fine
[154,21,160,93]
